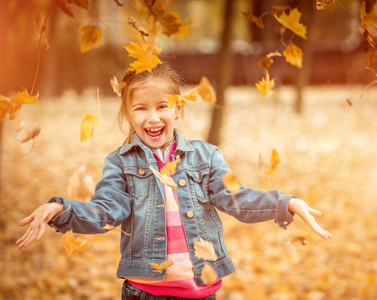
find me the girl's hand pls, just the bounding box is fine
[16,203,63,249]
[288,198,332,239]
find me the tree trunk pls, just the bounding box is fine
[207,0,236,145]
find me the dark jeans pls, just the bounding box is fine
[122,280,217,300]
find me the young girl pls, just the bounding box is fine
[17,64,331,300]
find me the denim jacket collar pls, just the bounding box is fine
[119,129,194,155]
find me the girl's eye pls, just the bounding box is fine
[158,105,168,109]
[134,107,145,111]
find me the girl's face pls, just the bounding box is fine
[129,85,181,153]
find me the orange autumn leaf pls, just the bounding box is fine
[196,77,217,103]
[242,11,264,29]
[55,0,75,18]
[80,114,101,141]
[149,165,177,189]
[60,230,90,256]
[256,70,275,98]
[265,149,281,175]
[149,260,174,270]
[80,25,102,52]
[315,0,335,10]
[193,238,217,261]
[283,43,303,68]
[201,263,217,284]
[222,171,240,193]
[66,165,95,201]
[160,156,181,175]
[274,8,307,39]
[258,51,282,69]
[124,34,162,73]
[167,94,197,109]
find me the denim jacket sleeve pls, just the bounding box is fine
[48,151,133,234]
[208,148,294,229]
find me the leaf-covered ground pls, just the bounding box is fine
[1,86,377,300]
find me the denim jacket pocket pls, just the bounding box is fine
[124,165,154,200]
[186,166,210,202]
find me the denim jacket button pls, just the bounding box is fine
[138,169,145,175]
[187,211,194,218]
[179,179,186,186]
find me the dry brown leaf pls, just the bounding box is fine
[60,230,90,256]
[128,16,149,37]
[149,165,177,189]
[110,76,127,97]
[315,0,335,10]
[201,263,217,284]
[149,260,174,270]
[113,0,124,6]
[67,165,95,201]
[55,0,75,18]
[193,238,217,261]
[103,224,131,236]
[265,149,281,175]
[16,121,41,143]
[242,11,264,29]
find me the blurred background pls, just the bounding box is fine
[1,0,377,299]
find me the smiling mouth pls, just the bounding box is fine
[145,127,164,139]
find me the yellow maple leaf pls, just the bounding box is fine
[265,149,281,175]
[256,70,275,98]
[0,96,13,122]
[274,8,307,39]
[160,156,181,175]
[124,34,162,73]
[0,90,39,121]
[149,165,177,189]
[149,260,174,270]
[60,230,90,256]
[283,43,303,68]
[222,171,240,193]
[201,263,217,284]
[80,25,102,52]
[163,10,192,38]
[80,113,101,141]
[167,94,197,109]
[110,76,127,97]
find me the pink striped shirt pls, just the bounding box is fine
[127,141,221,298]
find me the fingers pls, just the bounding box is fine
[19,214,34,226]
[309,208,321,217]
[304,211,332,240]
[17,222,47,249]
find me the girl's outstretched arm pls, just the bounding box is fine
[16,203,63,249]
[288,198,332,239]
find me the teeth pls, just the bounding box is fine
[148,127,162,132]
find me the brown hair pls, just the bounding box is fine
[116,63,183,144]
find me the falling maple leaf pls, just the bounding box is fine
[66,165,95,201]
[222,171,240,193]
[80,25,102,52]
[265,149,281,175]
[80,113,101,141]
[256,70,275,98]
[110,76,127,97]
[160,156,181,175]
[274,8,307,39]
[60,230,90,256]
[124,34,162,73]
[201,263,217,284]
[55,0,75,18]
[149,261,174,270]
[190,77,217,103]
[149,165,177,189]
[315,0,335,10]
[128,16,149,37]
[16,121,41,143]
[283,43,303,68]
[166,94,197,109]
[193,238,217,261]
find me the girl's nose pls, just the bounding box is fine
[148,110,160,123]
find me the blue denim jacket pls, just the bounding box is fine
[48,130,294,284]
